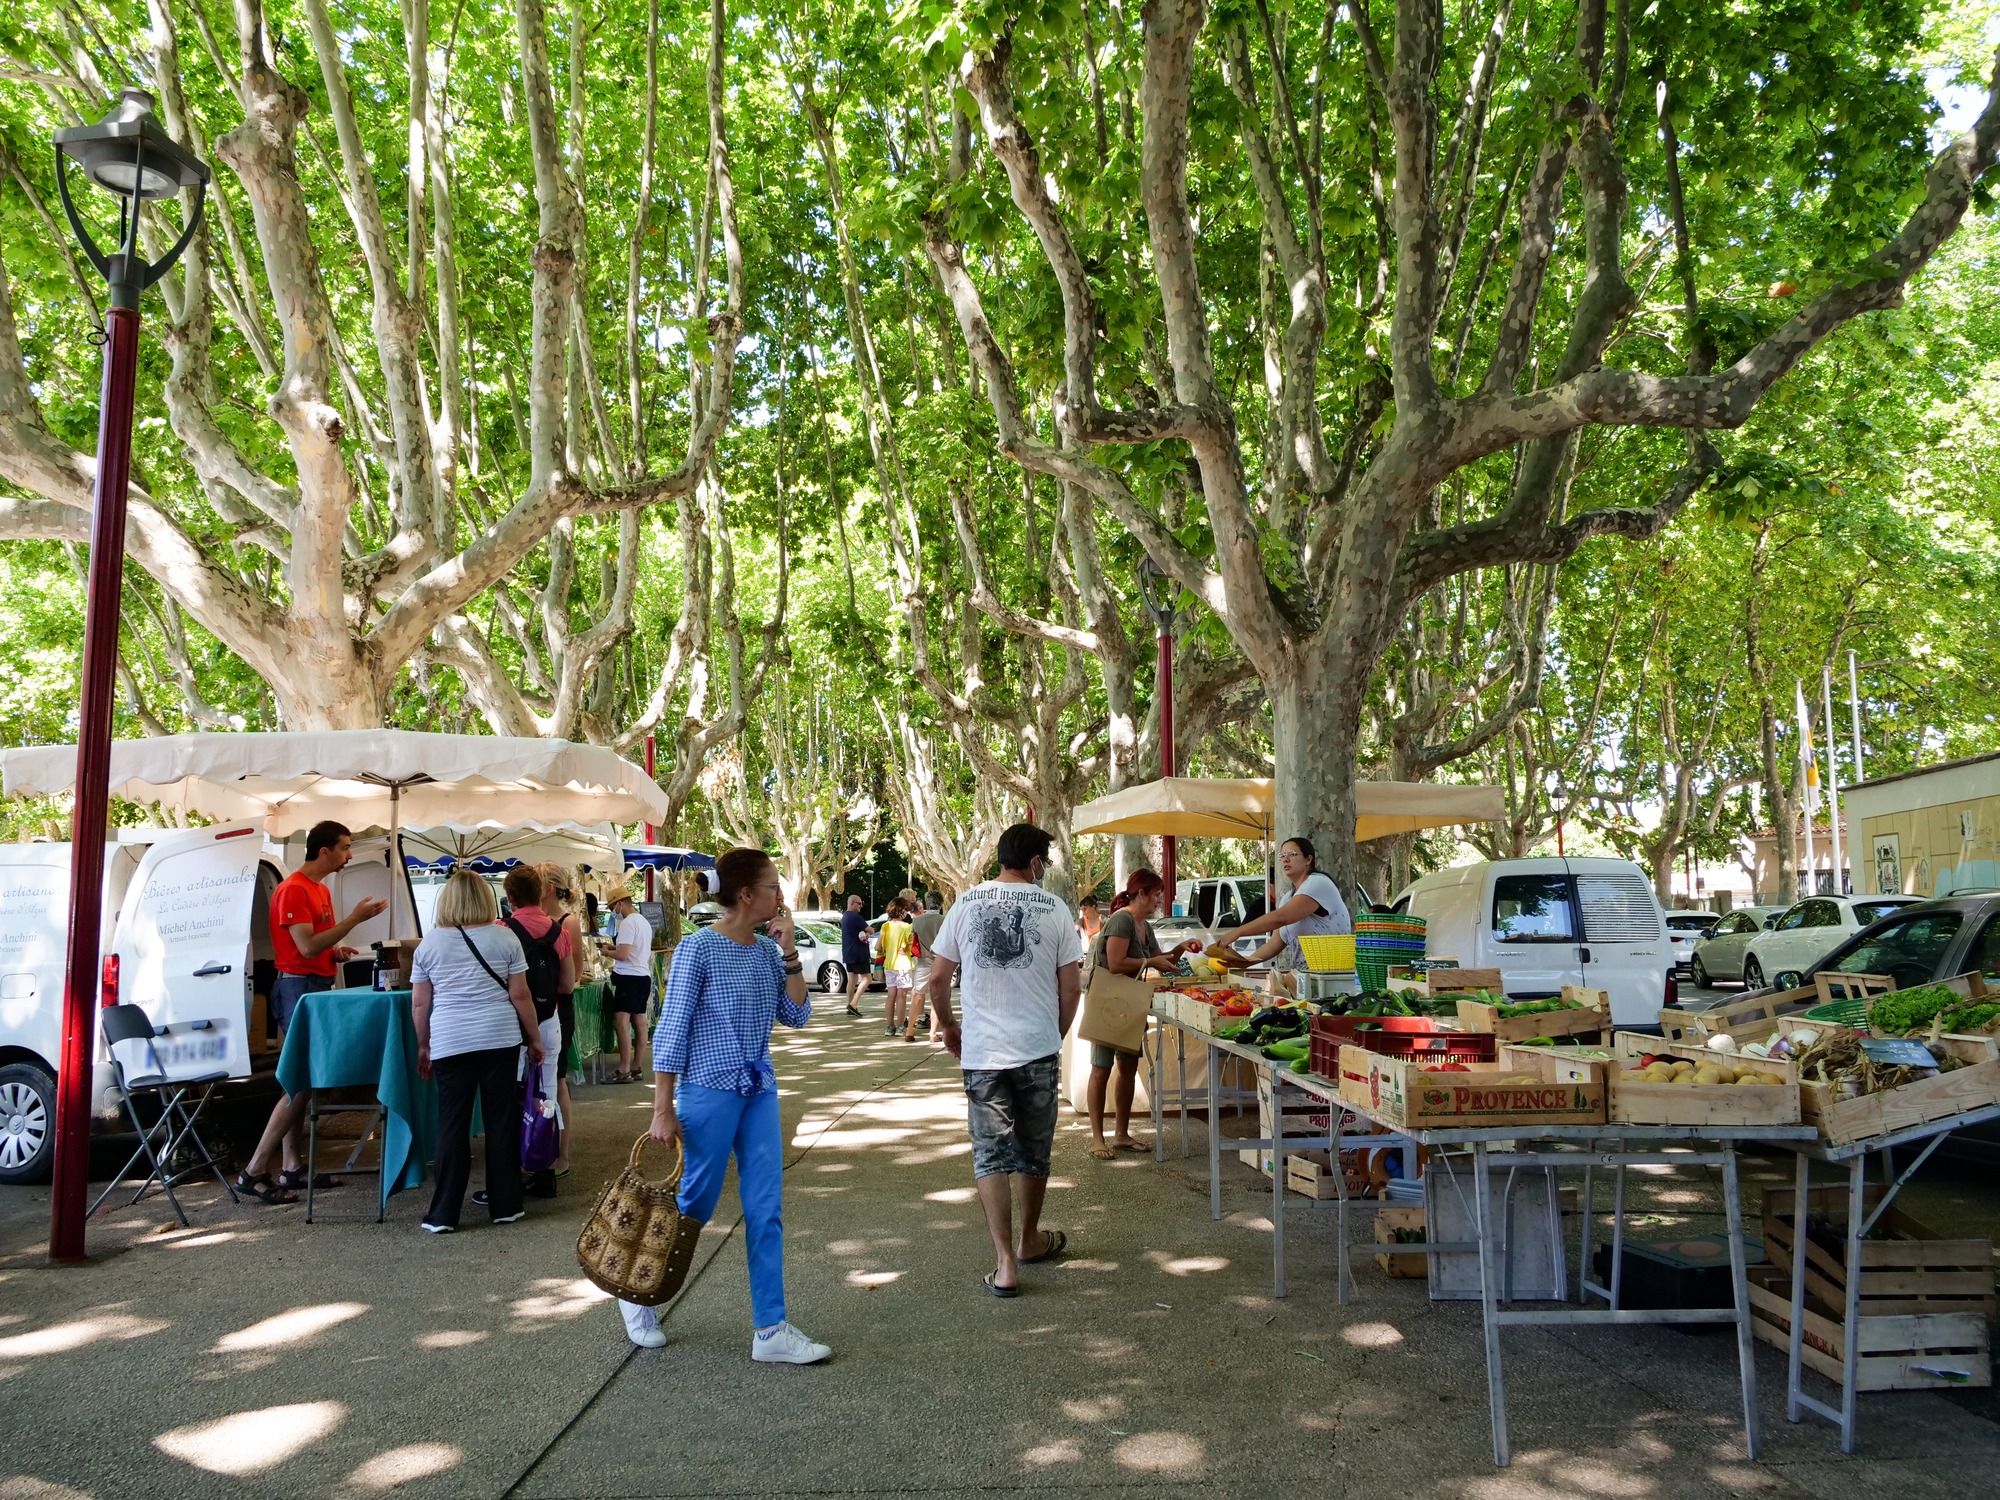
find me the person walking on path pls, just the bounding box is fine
[411,870,542,1233]
[1217,836,1352,968]
[533,862,585,1177]
[619,847,830,1364]
[606,882,654,1082]
[926,823,1081,1298]
[1085,869,1201,1159]
[235,820,388,1205]
[907,892,944,1042]
[839,893,870,1017]
[500,865,569,1197]
[879,897,916,1036]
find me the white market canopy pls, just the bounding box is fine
[1071,775,1505,843]
[0,730,670,835]
[394,821,624,872]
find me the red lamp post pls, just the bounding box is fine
[46,89,208,1264]
[1138,555,1178,900]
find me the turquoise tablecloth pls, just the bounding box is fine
[274,986,436,1207]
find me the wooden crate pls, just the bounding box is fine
[1285,1155,1344,1200]
[1762,1185,1996,1317]
[1607,1033,1801,1127]
[1659,983,1818,1044]
[1799,1034,2000,1146]
[1337,1044,1604,1130]
[1815,972,1895,1009]
[1456,987,1608,1044]
[1747,1266,1990,1392]
[1374,1206,1428,1277]
[1386,966,1503,998]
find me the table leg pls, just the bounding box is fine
[1177,1026,1189,1159]
[1720,1144,1762,1460]
[1472,1142,1510,1467]
[1785,1150,1809,1425]
[1839,1154,1865,1454]
[1149,1020,1165,1164]
[1609,1164,1629,1310]
[1271,1063,1288,1300]
[1578,1162,1595,1304]
[1207,1040,1222,1222]
[1334,1108,1352,1306]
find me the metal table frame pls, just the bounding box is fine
[1774,1102,2000,1454]
[1149,1009,1816,1467]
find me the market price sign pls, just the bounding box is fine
[1858,1037,1940,1069]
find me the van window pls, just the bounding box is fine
[1575,868,1663,943]
[1193,886,1219,928]
[1239,882,1268,922]
[1972,916,2000,978]
[1492,874,1577,943]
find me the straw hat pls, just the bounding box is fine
[602,880,636,907]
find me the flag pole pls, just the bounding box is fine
[1796,681,1817,892]
[1822,667,1843,894]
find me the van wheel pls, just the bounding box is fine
[0,1063,55,1185]
[1742,956,1766,992]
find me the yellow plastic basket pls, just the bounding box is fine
[1298,934,1357,973]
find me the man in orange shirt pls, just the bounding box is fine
[234,821,388,1204]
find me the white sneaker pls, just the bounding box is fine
[751,1321,831,1365]
[619,1299,667,1349]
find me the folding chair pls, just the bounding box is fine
[304,1091,388,1223]
[89,1004,239,1226]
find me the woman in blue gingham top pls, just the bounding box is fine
[615,847,829,1366]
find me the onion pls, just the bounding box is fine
[1706,1033,1739,1054]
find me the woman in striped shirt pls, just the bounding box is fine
[617,847,827,1365]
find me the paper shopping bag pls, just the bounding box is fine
[1079,968,1154,1055]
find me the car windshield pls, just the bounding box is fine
[1851,900,1912,927]
[1828,911,1964,981]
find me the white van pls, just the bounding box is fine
[1175,875,1270,927]
[1391,857,1674,1028]
[0,825,419,1184]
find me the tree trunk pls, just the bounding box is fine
[1270,636,1363,903]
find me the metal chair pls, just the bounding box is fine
[304,1091,388,1223]
[90,1004,238,1226]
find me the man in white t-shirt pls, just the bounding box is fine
[927,823,1082,1298]
[605,883,655,1082]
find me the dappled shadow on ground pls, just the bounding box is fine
[5,1006,2000,1498]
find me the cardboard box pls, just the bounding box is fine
[1337,1045,1605,1130]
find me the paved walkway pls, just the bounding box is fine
[1,1014,1996,1498]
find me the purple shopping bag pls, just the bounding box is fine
[521,1067,561,1173]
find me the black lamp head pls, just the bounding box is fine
[55,88,209,201]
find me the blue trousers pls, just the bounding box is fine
[677,1083,786,1327]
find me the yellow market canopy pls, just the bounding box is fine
[1071,776,1504,843]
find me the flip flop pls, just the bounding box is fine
[1019,1228,1067,1264]
[1112,1141,1151,1154]
[983,1272,1021,1299]
[1089,1145,1116,1161]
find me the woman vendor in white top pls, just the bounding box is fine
[1217,836,1352,966]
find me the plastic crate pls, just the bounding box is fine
[1308,1015,1493,1080]
[1801,997,1872,1027]
[1299,934,1357,972]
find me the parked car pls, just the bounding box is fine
[1391,857,1673,1028]
[790,921,863,994]
[1738,894,1922,991]
[1686,906,1785,987]
[1174,875,1269,928]
[1757,893,2000,995]
[1665,912,1721,977]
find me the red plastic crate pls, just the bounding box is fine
[1308,1015,1495,1081]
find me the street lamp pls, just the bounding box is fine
[1138,555,1178,898]
[47,89,208,1265]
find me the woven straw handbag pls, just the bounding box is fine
[575,1134,703,1306]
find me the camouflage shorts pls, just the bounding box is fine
[963,1054,1060,1179]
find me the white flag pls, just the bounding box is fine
[1796,681,1821,815]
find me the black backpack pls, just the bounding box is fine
[504,915,563,1017]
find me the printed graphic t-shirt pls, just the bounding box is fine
[271,871,337,978]
[931,880,1083,1071]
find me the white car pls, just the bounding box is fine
[1665,912,1721,977]
[1738,895,1923,991]
[1685,907,1785,987]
